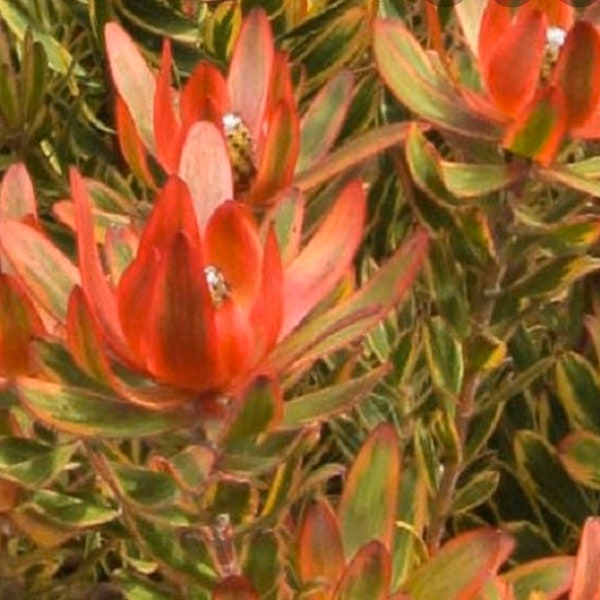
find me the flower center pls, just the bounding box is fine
[541,26,567,80]
[204,265,230,306]
[546,26,567,54]
[222,112,257,197]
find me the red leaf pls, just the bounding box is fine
[212,575,259,600]
[0,221,80,322]
[71,168,130,359]
[66,286,114,385]
[570,517,600,600]
[105,22,156,153]
[0,274,44,377]
[250,228,283,362]
[154,39,182,173]
[0,162,37,222]
[249,97,300,205]
[552,21,600,129]
[280,179,365,338]
[333,541,391,600]
[178,121,233,228]
[227,9,274,142]
[115,95,155,188]
[482,7,546,118]
[298,500,345,589]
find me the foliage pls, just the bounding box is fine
[0,0,600,598]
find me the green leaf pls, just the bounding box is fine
[116,571,176,600]
[16,378,186,438]
[11,489,117,548]
[224,376,282,452]
[405,124,459,206]
[374,18,500,139]
[0,0,85,77]
[116,0,202,43]
[452,470,500,513]
[559,431,600,490]
[514,430,591,527]
[498,256,600,312]
[540,164,600,196]
[129,515,216,584]
[283,365,389,428]
[503,557,574,600]
[244,531,283,596]
[406,528,514,599]
[424,316,464,397]
[414,420,439,495]
[151,445,215,493]
[338,423,400,558]
[219,429,305,475]
[424,238,469,336]
[441,161,524,198]
[294,122,417,192]
[556,352,600,433]
[464,333,507,375]
[298,70,354,172]
[108,461,179,509]
[0,437,76,489]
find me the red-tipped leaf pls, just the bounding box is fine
[333,541,391,600]
[570,517,600,600]
[71,168,130,359]
[0,162,37,222]
[227,9,274,141]
[105,22,156,152]
[280,179,366,338]
[298,500,345,591]
[0,274,44,377]
[249,98,300,205]
[406,528,514,599]
[0,221,80,322]
[338,423,401,558]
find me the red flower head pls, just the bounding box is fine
[470,0,600,164]
[106,10,300,204]
[69,169,284,397]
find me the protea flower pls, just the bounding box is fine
[469,0,600,165]
[106,9,299,204]
[0,139,374,408]
[374,0,600,166]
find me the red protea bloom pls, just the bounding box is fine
[467,0,600,164]
[69,169,284,396]
[106,9,299,204]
